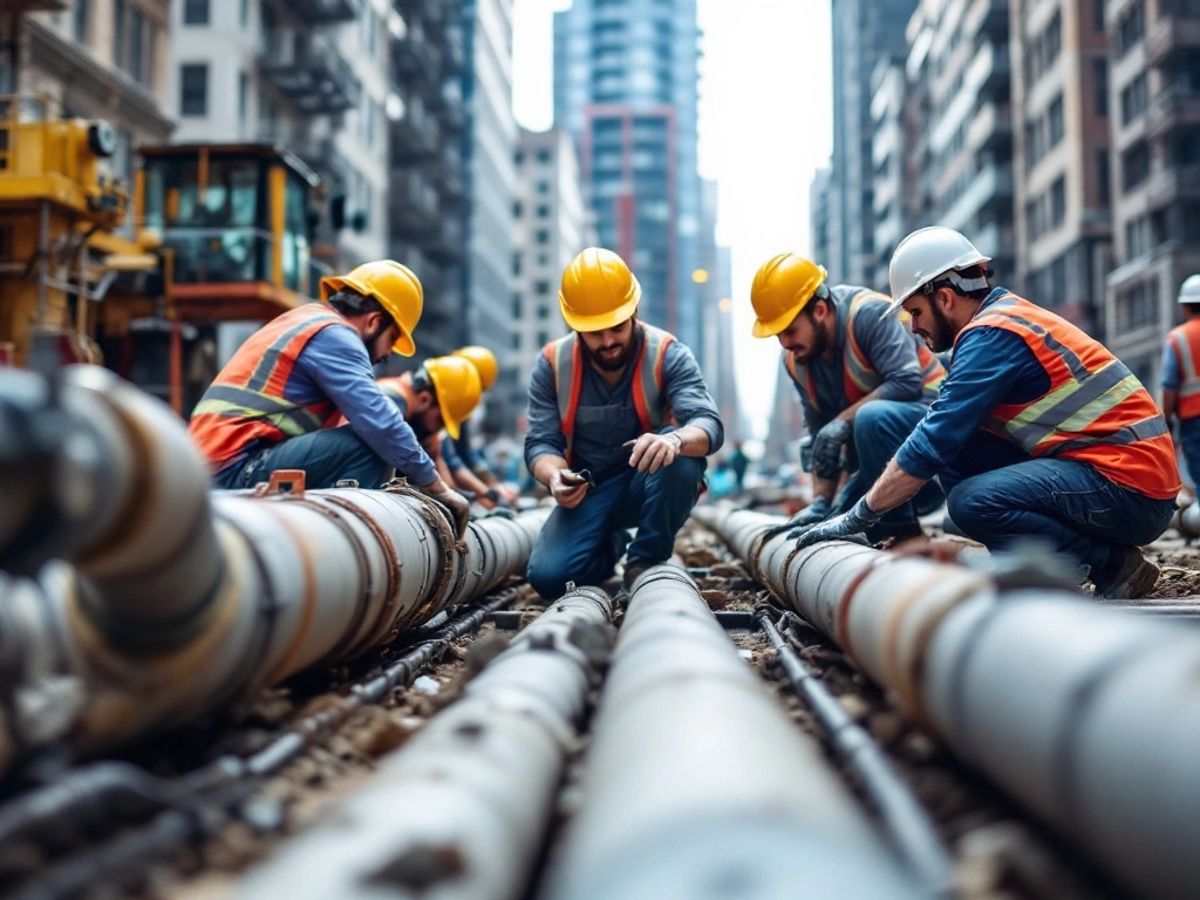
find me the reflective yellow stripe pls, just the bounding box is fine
[1029,376,1142,451]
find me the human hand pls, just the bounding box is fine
[423,480,471,538]
[550,468,591,508]
[626,431,683,473]
[811,418,852,479]
[790,496,880,547]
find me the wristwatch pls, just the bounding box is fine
[664,431,684,452]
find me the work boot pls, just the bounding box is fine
[1092,547,1160,600]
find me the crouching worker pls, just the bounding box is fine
[525,248,724,597]
[188,260,470,534]
[793,228,1179,599]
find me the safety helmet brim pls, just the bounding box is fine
[321,274,417,357]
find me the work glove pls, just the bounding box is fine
[788,495,833,529]
[810,418,852,480]
[423,481,471,539]
[790,496,881,547]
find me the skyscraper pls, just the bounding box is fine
[552,0,707,355]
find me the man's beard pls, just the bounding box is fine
[926,303,956,353]
[790,318,829,365]
[584,337,633,371]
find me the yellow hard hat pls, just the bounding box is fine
[453,345,499,391]
[320,260,424,357]
[749,254,828,338]
[558,247,641,333]
[423,355,482,440]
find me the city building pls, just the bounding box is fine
[460,0,517,430]
[13,0,173,184]
[1011,0,1113,334]
[696,179,737,438]
[553,0,708,357]
[868,58,909,289]
[1103,0,1200,385]
[809,166,833,270]
[905,0,1016,281]
[510,127,590,419]
[825,0,917,285]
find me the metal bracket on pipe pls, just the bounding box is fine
[254,470,307,498]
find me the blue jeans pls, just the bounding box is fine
[526,456,706,599]
[941,431,1175,582]
[215,426,391,490]
[836,399,943,540]
[1177,417,1200,487]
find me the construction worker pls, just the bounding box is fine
[1161,274,1200,484]
[525,247,723,598]
[376,354,482,466]
[792,227,1180,599]
[749,253,946,542]
[445,345,519,504]
[188,260,471,535]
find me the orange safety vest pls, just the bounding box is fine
[542,323,675,464]
[784,287,945,409]
[956,291,1180,500]
[189,304,347,468]
[1166,318,1200,420]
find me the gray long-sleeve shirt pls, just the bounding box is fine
[791,284,928,436]
[524,327,724,481]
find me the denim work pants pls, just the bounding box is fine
[836,399,943,540]
[526,456,706,599]
[1177,417,1200,487]
[214,426,391,491]
[941,431,1175,582]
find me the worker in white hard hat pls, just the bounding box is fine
[791,226,1180,600]
[1161,274,1200,485]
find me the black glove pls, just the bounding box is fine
[811,418,852,479]
[787,495,832,529]
[790,496,881,547]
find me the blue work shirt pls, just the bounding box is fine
[450,421,485,472]
[794,285,929,436]
[525,327,724,481]
[289,326,438,486]
[895,287,1050,480]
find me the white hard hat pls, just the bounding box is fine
[886,226,992,314]
[1179,274,1200,304]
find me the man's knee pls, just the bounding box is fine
[655,455,706,490]
[946,478,995,535]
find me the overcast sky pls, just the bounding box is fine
[512,0,833,438]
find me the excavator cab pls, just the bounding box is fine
[137,144,322,323]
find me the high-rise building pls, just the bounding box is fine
[905,0,1015,280]
[868,58,908,289]
[461,0,517,430]
[12,0,173,184]
[1103,0,1200,386]
[825,0,917,285]
[1011,0,1113,334]
[552,0,707,356]
[810,166,833,269]
[510,127,591,420]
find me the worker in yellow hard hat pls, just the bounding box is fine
[748,252,944,544]
[524,247,724,598]
[188,259,470,536]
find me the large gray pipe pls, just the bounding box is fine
[237,586,613,900]
[544,565,922,900]
[0,366,547,771]
[693,505,1200,899]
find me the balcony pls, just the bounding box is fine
[281,0,361,25]
[963,0,1007,41]
[967,40,1010,96]
[395,0,442,25]
[1146,163,1200,207]
[390,104,440,161]
[293,137,342,179]
[392,26,442,82]
[391,170,439,237]
[1145,15,1200,66]
[966,101,1012,153]
[1146,84,1200,139]
[940,165,1014,233]
[260,29,360,115]
[436,85,467,132]
[422,214,465,264]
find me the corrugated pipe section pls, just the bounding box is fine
[693,505,1200,899]
[544,564,922,900]
[0,366,547,772]
[238,586,614,900]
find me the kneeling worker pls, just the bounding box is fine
[794,227,1179,599]
[188,260,470,534]
[525,247,724,597]
[749,252,945,541]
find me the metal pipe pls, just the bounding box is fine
[695,505,1200,899]
[544,565,921,900]
[0,366,547,772]
[238,586,614,900]
[755,609,953,894]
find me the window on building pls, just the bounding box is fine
[1093,0,1105,31]
[238,71,248,123]
[183,0,209,25]
[536,229,549,244]
[537,306,549,320]
[537,330,549,347]
[536,204,549,218]
[514,151,524,165]
[511,333,521,350]
[1117,279,1158,331]
[1120,73,1148,124]
[1097,149,1111,206]
[240,0,249,25]
[513,201,523,218]
[73,0,88,42]
[1094,60,1108,116]
[1050,176,1066,227]
[1044,11,1061,66]
[536,149,551,163]
[512,253,522,276]
[535,280,550,296]
[512,295,522,318]
[537,180,549,194]
[1115,1,1145,57]
[180,64,208,117]
[1126,214,1151,257]
[1184,203,1200,242]
[1121,140,1151,191]
[1048,95,1064,147]
[113,0,126,68]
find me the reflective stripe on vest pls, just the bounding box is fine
[1168,319,1200,420]
[956,292,1180,500]
[189,304,345,468]
[542,323,676,464]
[783,288,945,407]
